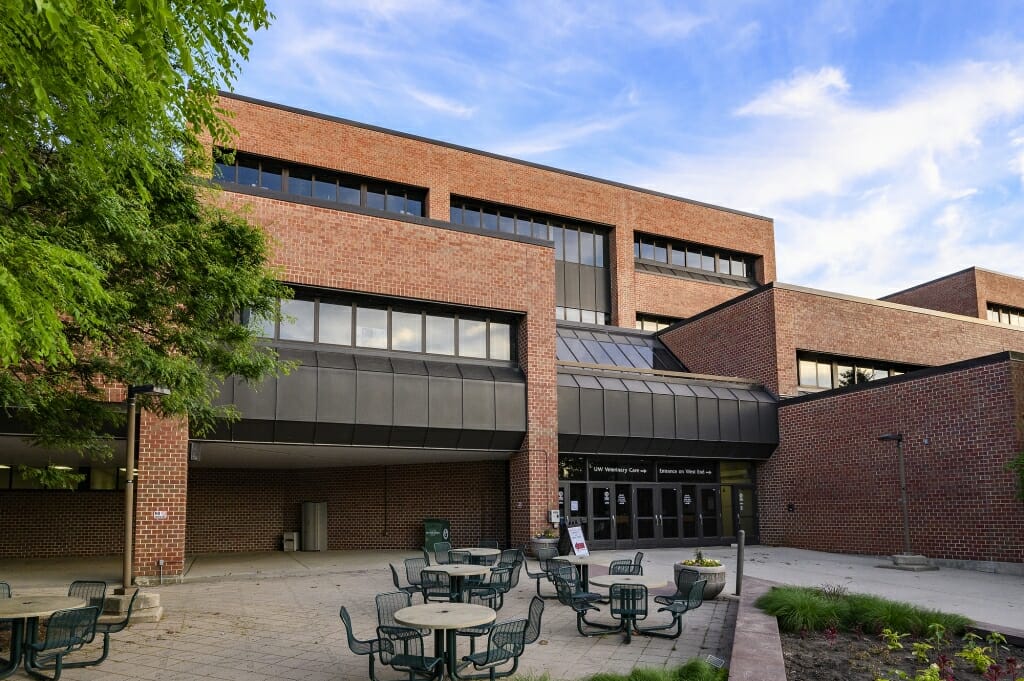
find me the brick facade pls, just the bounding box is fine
[0,491,122,558]
[134,412,189,578]
[632,271,752,324]
[760,354,1024,563]
[186,461,508,553]
[883,267,1024,321]
[662,284,1024,397]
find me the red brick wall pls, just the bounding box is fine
[662,285,1024,397]
[659,288,780,391]
[0,491,122,558]
[186,461,508,552]
[882,269,978,317]
[976,269,1024,316]
[760,356,1024,563]
[632,271,752,326]
[216,95,776,329]
[134,412,189,578]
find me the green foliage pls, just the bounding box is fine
[927,623,946,649]
[956,644,995,673]
[510,660,726,681]
[756,586,972,636]
[674,658,728,681]
[17,465,84,490]
[911,642,933,663]
[0,0,287,484]
[680,549,722,568]
[882,628,910,651]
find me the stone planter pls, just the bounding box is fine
[529,536,558,557]
[674,561,727,599]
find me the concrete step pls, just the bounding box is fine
[104,591,160,614]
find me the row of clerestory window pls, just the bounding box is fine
[634,233,753,280]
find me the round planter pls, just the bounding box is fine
[674,562,727,600]
[529,537,558,557]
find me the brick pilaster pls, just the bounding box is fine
[134,411,189,579]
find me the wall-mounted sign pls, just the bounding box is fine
[153,510,168,520]
[588,457,655,481]
[683,494,693,505]
[657,460,717,483]
[617,493,627,505]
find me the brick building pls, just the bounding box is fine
[1,93,1021,580]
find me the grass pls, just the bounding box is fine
[509,659,727,681]
[755,585,971,636]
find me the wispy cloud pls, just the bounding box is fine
[490,116,632,157]
[735,66,849,118]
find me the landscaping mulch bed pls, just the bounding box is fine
[780,630,1024,681]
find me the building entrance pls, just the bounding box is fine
[557,456,758,549]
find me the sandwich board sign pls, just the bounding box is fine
[568,525,589,556]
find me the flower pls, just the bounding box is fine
[534,528,558,539]
[680,548,722,567]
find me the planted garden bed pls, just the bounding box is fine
[758,585,1023,681]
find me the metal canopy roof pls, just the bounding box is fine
[556,324,686,371]
[557,366,778,459]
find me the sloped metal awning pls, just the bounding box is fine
[557,366,778,459]
[208,347,526,451]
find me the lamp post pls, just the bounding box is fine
[877,433,911,556]
[123,385,170,590]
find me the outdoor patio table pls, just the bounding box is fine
[0,595,86,679]
[422,564,491,602]
[455,547,501,566]
[588,575,667,644]
[558,553,609,591]
[394,602,495,680]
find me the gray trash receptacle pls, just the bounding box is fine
[282,531,299,552]
[301,502,327,551]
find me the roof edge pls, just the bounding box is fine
[780,351,1024,406]
[879,266,977,300]
[556,360,769,390]
[218,91,774,223]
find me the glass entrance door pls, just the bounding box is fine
[734,486,757,542]
[588,484,614,550]
[634,485,682,547]
[558,482,589,541]
[698,486,720,541]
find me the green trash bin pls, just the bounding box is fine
[423,518,451,552]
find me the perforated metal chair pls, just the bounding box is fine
[641,578,707,639]
[340,605,381,679]
[432,541,452,565]
[469,566,513,611]
[67,581,105,643]
[404,558,427,593]
[523,595,545,645]
[55,587,142,669]
[0,581,10,598]
[608,559,642,576]
[420,571,456,603]
[654,567,701,606]
[24,606,99,681]
[390,564,421,596]
[375,625,442,681]
[478,539,500,549]
[550,567,611,637]
[448,550,472,565]
[633,551,645,574]
[523,546,559,599]
[609,583,648,644]
[375,591,425,640]
[460,617,528,680]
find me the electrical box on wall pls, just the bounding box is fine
[549,509,560,523]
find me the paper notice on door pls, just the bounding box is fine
[570,500,579,512]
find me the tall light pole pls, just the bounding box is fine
[123,385,170,590]
[877,433,911,556]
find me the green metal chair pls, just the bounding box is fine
[404,558,428,593]
[420,571,456,603]
[654,567,701,606]
[390,563,422,596]
[550,568,612,637]
[448,550,472,565]
[374,625,442,681]
[66,581,105,644]
[469,566,512,610]
[376,591,424,637]
[0,581,10,598]
[459,617,528,680]
[641,578,707,639]
[609,583,648,644]
[523,595,545,645]
[523,545,559,598]
[24,606,99,681]
[608,559,642,576]
[633,551,645,574]
[340,605,381,679]
[56,587,141,669]
[478,539,500,550]
[432,541,452,565]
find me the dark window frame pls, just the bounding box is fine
[633,232,755,282]
[795,351,919,390]
[986,302,1024,327]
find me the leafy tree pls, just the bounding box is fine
[0,1,286,485]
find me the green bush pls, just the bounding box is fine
[675,658,728,681]
[512,660,727,681]
[756,586,970,636]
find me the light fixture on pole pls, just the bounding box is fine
[123,385,170,591]
[877,433,911,556]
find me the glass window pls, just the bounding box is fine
[463,206,481,228]
[385,192,405,213]
[516,217,532,236]
[816,362,832,388]
[12,469,42,489]
[365,184,386,211]
[237,157,259,187]
[551,225,564,260]
[987,307,998,321]
[313,177,337,201]
[214,161,235,182]
[731,258,747,277]
[459,318,487,358]
[279,299,315,341]
[243,307,276,339]
[391,311,423,352]
[565,307,581,322]
[498,213,515,233]
[836,364,855,387]
[288,168,312,196]
[640,238,655,260]
[425,314,455,355]
[670,247,686,267]
[717,255,730,274]
[555,306,565,320]
[482,207,498,231]
[533,221,549,240]
[450,206,462,224]
[564,228,579,263]
[318,302,352,345]
[798,359,817,386]
[872,368,889,381]
[0,465,9,489]
[259,160,282,191]
[339,181,361,206]
[576,226,592,261]
[490,322,511,360]
[653,241,667,263]
[580,309,596,324]
[701,253,715,271]
[594,232,604,267]
[686,249,701,269]
[355,305,388,348]
[407,193,424,217]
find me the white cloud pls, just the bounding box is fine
[735,66,849,118]
[490,116,631,157]
[406,89,476,118]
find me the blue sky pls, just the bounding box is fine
[233,1,1024,298]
